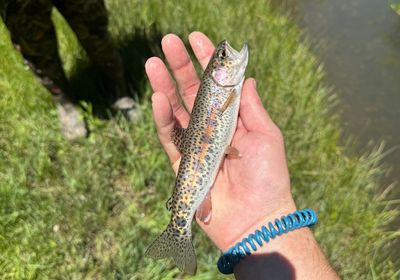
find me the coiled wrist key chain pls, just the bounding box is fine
[217,208,318,274]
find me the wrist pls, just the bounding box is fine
[233,226,339,280]
[221,197,297,251]
[232,227,315,278]
[218,208,326,277]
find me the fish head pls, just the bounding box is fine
[209,40,248,87]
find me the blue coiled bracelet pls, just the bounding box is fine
[217,208,317,274]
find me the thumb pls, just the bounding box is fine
[239,78,278,134]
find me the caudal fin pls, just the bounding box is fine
[145,226,197,275]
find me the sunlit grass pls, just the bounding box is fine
[0,0,398,279]
[389,0,400,15]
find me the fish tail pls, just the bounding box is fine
[145,224,197,275]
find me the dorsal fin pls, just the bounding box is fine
[165,197,173,211]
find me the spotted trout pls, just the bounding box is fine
[145,40,248,274]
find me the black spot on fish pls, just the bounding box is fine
[175,217,187,228]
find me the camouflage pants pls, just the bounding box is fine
[3,0,126,101]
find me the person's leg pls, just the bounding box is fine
[53,0,142,121]
[4,0,87,139]
[5,0,68,95]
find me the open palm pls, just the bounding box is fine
[146,32,296,251]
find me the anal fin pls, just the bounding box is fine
[171,126,186,152]
[196,192,212,224]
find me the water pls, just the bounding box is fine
[275,0,400,187]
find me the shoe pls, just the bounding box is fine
[55,97,88,140]
[112,96,143,122]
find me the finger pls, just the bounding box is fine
[237,118,247,133]
[189,31,215,70]
[240,78,278,133]
[162,34,200,110]
[230,117,248,145]
[145,57,190,126]
[151,91,181,166]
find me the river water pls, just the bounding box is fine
[275,0,400,187]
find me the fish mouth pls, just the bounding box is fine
[224,41,248,86]
[225,41,248,65]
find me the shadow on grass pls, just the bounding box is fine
[67,26,162,119]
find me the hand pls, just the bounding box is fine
[145,32,296,251]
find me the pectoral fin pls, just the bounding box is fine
[171,126,186,152]
[196,192,212,224]
[225,146,241,158]
[219,89,237,116]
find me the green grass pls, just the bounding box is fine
[391,4,400,15]
[0,0,399,279]
[390,0,400,15]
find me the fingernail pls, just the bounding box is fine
[251,78,257,89]
[151,93,157,103]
